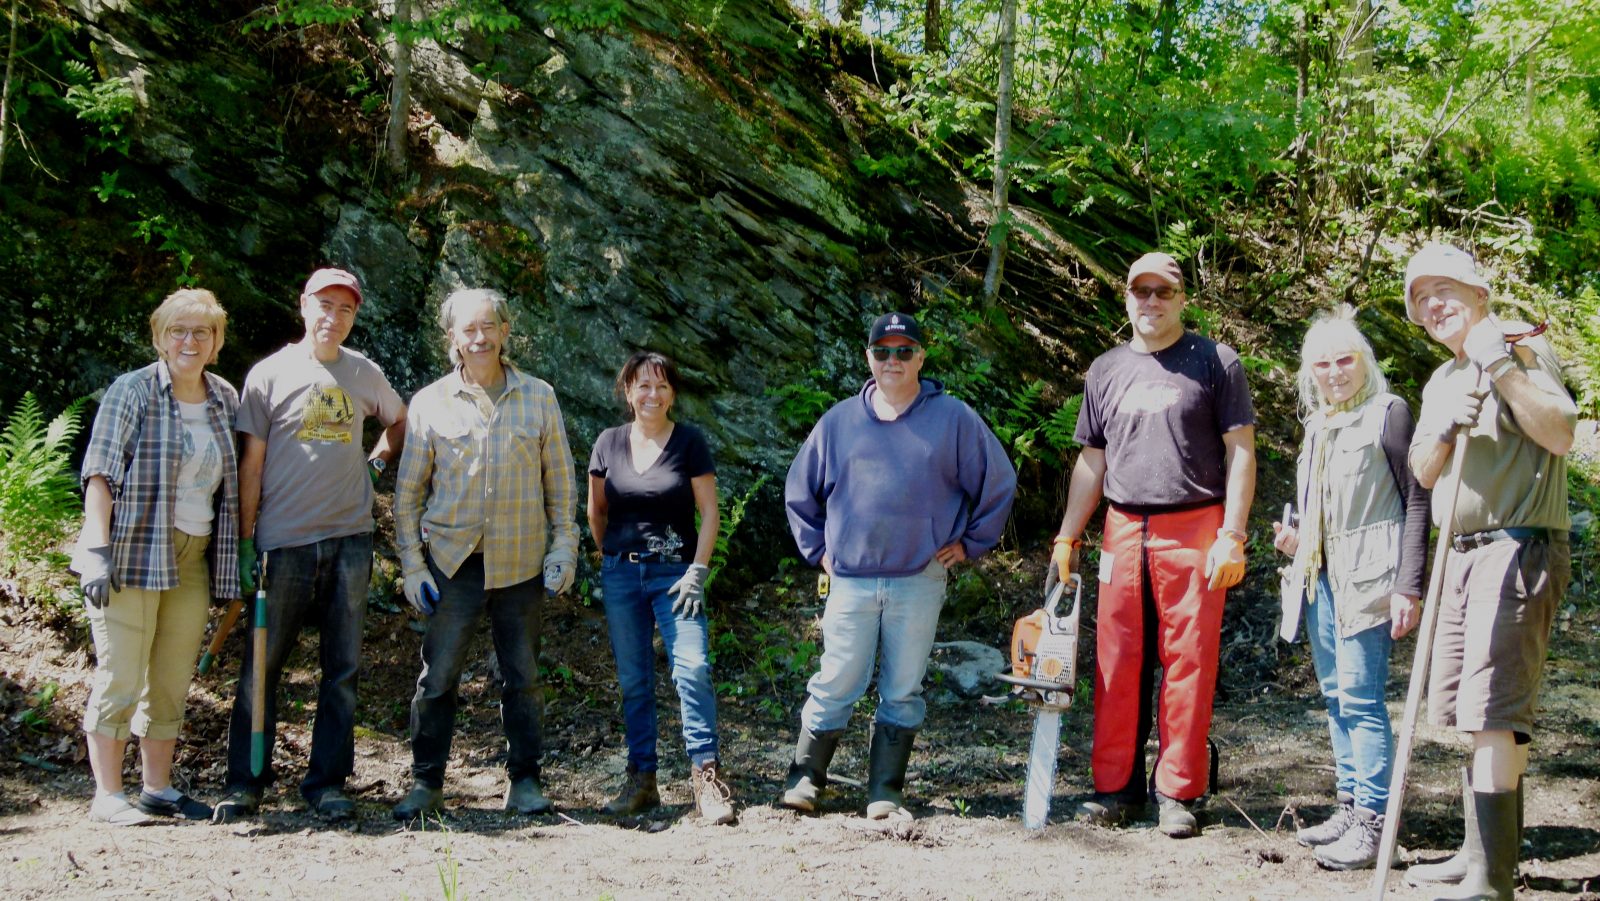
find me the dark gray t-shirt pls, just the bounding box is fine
[1076,332,1255,507]
[588,423,715,558]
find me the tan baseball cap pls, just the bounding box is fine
[1126,252,1183,289]
[1403,244,1488,325]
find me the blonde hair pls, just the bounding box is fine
[1296,304,1387,416]
[149,288,227,365]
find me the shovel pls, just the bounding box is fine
[250,552,269,779]
[197,599,245,675]
[996,573,1082,830]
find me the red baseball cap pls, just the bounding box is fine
[302,267,364,305]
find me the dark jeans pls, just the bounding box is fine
[410,553,545,789]
[225,533,371,803]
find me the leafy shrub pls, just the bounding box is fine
[0,394,86,574]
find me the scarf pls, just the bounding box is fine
[1300,380,1378,598]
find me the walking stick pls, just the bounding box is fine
[250,552,269,779]
[1370,365,1492,899]
[197,599,245,675]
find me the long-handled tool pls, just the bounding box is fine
[1370,366,1493,899]
[197,599,245,675]
[996,573,1082,830]
[250,552,269,779]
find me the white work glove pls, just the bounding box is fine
[543,560,574,595]
[1462,316,1512,374]
[668,563,710,617]
[403,570,438,616]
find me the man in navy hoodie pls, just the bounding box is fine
[780,312,1016,820]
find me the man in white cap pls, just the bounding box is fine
[1047,251,1256,838]
[1403,243,1574,899]
[215,267,407,823]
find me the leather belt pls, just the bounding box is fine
[1451,527,1553,553]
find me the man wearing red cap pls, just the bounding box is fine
[214,267,407,823]
[1047,252,1256,837]
[1402,243,1573,900]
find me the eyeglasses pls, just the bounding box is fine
[1128,285,1178,301]
[869,346,918,362]
[1311,352,1360,372]
[166,326,215,342]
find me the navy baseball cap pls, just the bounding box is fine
[867,312,923,345]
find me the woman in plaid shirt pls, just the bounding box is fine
[72,288,243,825]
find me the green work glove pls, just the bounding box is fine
[239,537,258,594]
[368,457,386,487]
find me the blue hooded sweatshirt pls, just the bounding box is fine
[784,378,1017,578]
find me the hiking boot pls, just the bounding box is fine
[392,783,443,822]
[864,724,916,820]
[505,778,554,815]
[136,789,213,821]
[309,788,355,822]
[691,761,736,825]
[780,727,842,813]
[1076,792,1147,827]
[1315,806,1388,870]
[1155,792,1199,838]
[1298,792,1358,847]
[603,766,659,816]
[211,787,260,824]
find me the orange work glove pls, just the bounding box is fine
[1045,536,1081,597]
[1204,531,1247,591]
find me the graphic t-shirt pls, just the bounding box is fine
[174,399,223,536]
[1076,331,1255,507]
[588,423,715,558]
[238,343,405,551]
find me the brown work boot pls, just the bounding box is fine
[691,761,736,825]
[603,766,659,816]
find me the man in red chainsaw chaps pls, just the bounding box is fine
[1402,243,1574,900]
[1047,251,1257,838]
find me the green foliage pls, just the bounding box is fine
[990,382,1081,470]
[20,682,60,733]
[61,69,136,157]
[541,0,624,32]
[0,394,86,572]
[767,372,836,433]
[706,474,770,592]
[131,213,197,286]
[241,0,364,33]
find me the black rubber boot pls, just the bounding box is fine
[780,728,842,812]
[1435,788,1518,901]
[865,723,917,820]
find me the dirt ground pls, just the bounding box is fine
[1,558,1598,901]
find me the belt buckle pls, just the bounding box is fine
[626,552,642,563]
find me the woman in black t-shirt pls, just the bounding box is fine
[587,351,734,824]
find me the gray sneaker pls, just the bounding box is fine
[1297,794,1358,847]
[1155,792,1198,838]
[1076,792,1147,827]
[1314,807,1387,871]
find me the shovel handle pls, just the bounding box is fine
[250,552,269,778]
[197,599,246,675]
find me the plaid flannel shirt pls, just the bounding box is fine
[80,362,243,598]
[395,365,578,590]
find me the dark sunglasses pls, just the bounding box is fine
[869,346,918,361]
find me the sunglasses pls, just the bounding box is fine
[1128,285,1178,301]
[869,346,918,362]
[1311,352,1360,372]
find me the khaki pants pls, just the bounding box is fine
[82,530,212,741]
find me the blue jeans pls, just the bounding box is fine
[410,553,544,788]
[1307,571,1395,812]
[600,556,718,771]
[226,534,371,802]
[800,560,947,733]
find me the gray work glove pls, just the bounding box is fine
[73,545,121,609]
[1437,385,1489,443]
[668,563,710,617]
[403,570,438,616]
[543,560,574,595]
[1462,316,1512,374]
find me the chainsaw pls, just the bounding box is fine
[995,572,1082,829]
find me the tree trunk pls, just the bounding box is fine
[0,0,20,189]
[924,0,942,56]
[839,0,863,27]
[982,0,1018,306]
[385,0,412,176]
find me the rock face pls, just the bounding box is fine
[3,0,1104,574]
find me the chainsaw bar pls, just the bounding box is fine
[1022,709,1062,829]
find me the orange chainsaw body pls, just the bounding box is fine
[997,573,1081,711]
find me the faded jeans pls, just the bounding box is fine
[1307,570,1395,812]
[600,556,718,771]
[800,560,947,733]
[409,553,544,788]
[225,533,371,803]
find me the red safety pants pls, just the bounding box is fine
[1090,502,1226,801]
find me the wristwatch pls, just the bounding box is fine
[1217,528,1247,543]
[368,457,387,475]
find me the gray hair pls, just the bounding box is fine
[1296,305,1388,417]
[438,288,513,366]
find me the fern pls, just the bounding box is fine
[705,474,771,592]
[0,394,87,569]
